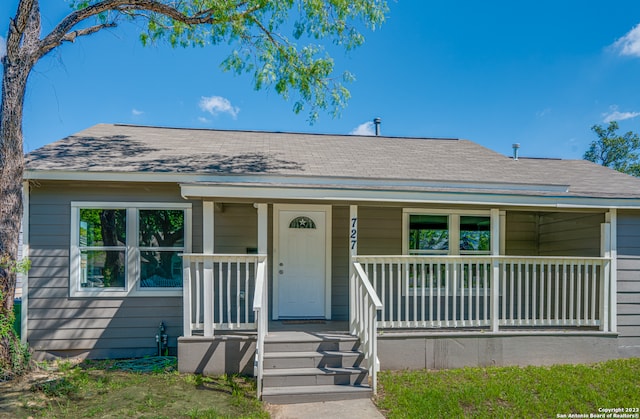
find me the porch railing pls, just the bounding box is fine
[352,255,611,332]
[252,259,268,399]
[181,254,268,337]
[350,262,383,394]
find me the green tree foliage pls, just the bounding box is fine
[71,0,388,120]
[0,0,388,377]
[584,121,640,177]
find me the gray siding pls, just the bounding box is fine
[617,210,640,357]
[28,181,201,359]
[358,206,402,255]
[505,211,603,257]
[505,211,539,255]
[538,212,603,257]
[214,203,258,253]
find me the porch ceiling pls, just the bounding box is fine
[179,181,640,209]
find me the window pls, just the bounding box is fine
[139,210,185,288]
[460,216,490,252]
[289,216,316,229]
[71,203,191,297]
[405,210,491,255]
[408,214,449,254]
[79,209,127,289]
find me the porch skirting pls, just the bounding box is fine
[377,331,619,370]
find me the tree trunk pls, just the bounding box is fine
[0,59,31,371]
[0,15,37,373]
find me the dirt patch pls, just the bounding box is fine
[0,358,267,418]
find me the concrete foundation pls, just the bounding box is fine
[178,335,256,375]
[378,331,619,370]
[178,330,620,375]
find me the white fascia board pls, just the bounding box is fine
[24,170,568,193]
[180,183,640,209]
[24,170,187,183]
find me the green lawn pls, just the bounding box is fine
[376,358,640,418]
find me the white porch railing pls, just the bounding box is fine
[353,255,612,331]
[181,254,268,337]
[252,258,268,398]
[350,262,383,394]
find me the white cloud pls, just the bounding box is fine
[197,116,211,124]
[612,23,640,57]
[131,108,144,116]
[0,36,6,59]
[603,106,640,123]
[199,95,239,118]
[536,108,551,118]
[349,121,375,136]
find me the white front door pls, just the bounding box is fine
[274,205,331,319]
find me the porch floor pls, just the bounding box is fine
[190,322,605,337]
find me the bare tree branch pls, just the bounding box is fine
[61,23,118,44]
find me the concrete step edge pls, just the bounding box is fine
[263,350,364,358]
[265,334,358,343]
[262,366,368,376]
[262,384,372,396]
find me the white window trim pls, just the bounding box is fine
[70,202,192,297]
[402,208,492,256]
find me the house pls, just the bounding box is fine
[22,123,640,402]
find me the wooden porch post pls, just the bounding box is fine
[203,201,215,337]
[600,213,615,333]
[182,257,192,337]
[349,205,358,335]
[255,203,268,254]
[491,208,500,332]
[608,210,618,333]
[600,221,611,332]
[255,203,268,333]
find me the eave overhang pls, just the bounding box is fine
[23,170,640,209]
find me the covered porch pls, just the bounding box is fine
[176,199,619,397]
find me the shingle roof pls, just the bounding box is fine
[25,123,640,199]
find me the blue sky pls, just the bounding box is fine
[2,1,640,159]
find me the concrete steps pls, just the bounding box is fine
[261,331,372,404]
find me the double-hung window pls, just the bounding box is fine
[71,202,191,297]
[404,210,491,255]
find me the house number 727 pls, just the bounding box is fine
[350,217,357,250]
